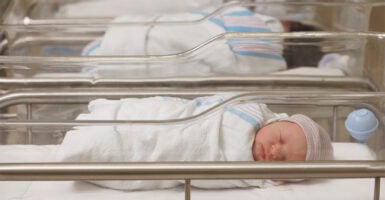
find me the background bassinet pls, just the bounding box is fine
[1,1,385,200]
[0,0,383,90]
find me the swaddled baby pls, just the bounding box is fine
[56,94,333,190]
[80,6,287,77]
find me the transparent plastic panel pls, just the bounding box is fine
[1,1,382,61]
[0,92,384,158]
[3,0,383,32]
[0,32,384,91]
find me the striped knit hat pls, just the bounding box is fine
[280,114,334,160]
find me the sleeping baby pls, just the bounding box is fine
[80,6,288,77]
[80,5,352,78]
[56,93,333,190]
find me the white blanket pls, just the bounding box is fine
[81,6,287,77]
[56,0,223,18]
[56,94,287,190]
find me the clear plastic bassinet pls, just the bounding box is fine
[0,92,384,200]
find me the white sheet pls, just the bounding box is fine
[0,145,57,200]
[0,143,383,200]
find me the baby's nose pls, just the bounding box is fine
[270,144,283,161]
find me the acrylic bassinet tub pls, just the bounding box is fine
[0,92,384,200]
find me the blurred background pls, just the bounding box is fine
[0,1,384,31]
[370,6,385,32]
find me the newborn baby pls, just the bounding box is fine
[80,6,287,77]
[57,94,333,190]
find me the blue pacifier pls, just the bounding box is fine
[345,108,378,143]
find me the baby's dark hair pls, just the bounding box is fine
[282,21,324,69]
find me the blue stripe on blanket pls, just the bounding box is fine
[225,26,270,33]
[190,11,225,29]
[233,50,285,61]
[160,96,188,103]
[191,10,269,32]
[194,94,236,107]
[225,107,260,130]
[195,97,225,107]
[186,11,281,61]
[222,10,271,33]
[84,40,101,56]
[224,10,254,16]
[209,17,225,29]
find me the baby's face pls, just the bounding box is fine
[252,121,307,161]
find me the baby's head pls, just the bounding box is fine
[252,114,333,161]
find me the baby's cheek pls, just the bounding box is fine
[286,151,306,161]
[251,141,258,161]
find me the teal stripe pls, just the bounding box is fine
[209,17,225,29]
[224,10,254,16]
[84,41,101,56]
[226,26,270,33]
[233,50,284,61]
[225,108,260,131]
[190,11,225,29]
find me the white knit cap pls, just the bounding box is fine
[280,114,334,161]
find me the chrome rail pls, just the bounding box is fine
[1,32,381,63]
[0,76,376,90]
[0,161,383,200]
[1,161,384,180]
[0,90,381,109]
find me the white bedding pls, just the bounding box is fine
[32,8,351,78]
[75,5,353,78]
[78,6,287,78]
[0,142,383,200]
[56,0,223,18]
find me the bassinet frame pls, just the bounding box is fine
[0,91,384,200]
